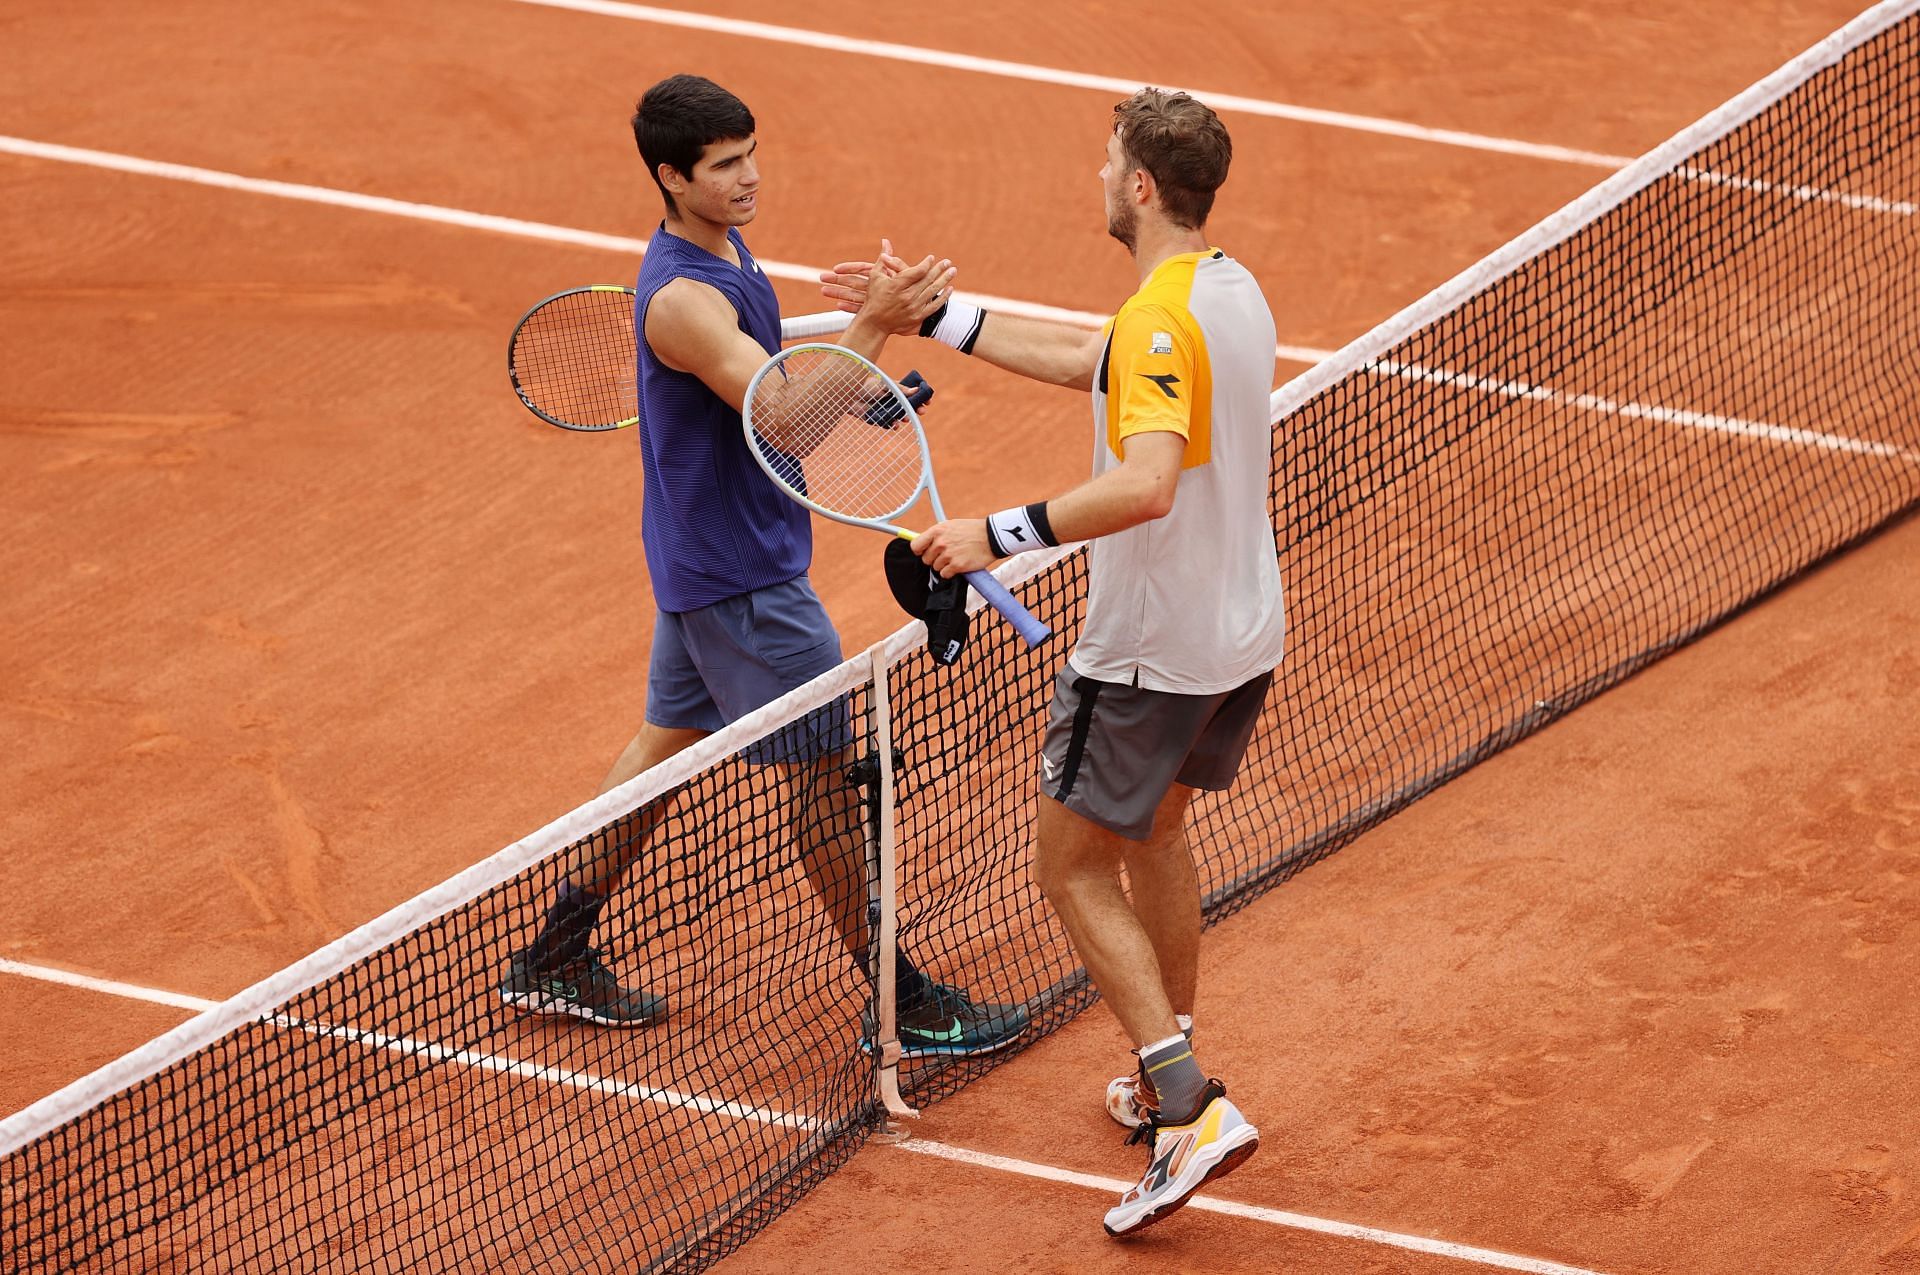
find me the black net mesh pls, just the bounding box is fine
[5,12,1918,1273]
[5,682,879,1273]
[887,12,1920,1105]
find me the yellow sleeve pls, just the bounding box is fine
[1105,304,1202,453]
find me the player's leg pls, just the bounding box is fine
[681,579,869,960]
[1121,784,1201,1021]
[703,577,1027,1058]
[1104,783,1199,1128]
[500,613,720,1027]
[1105,671,1273,1234]
[599,720,709,798]
[520,719,706,964]
[1033,795,1182,1046]
[1112,667,1270,1026]
[1032,669,1260,1236]
[781,745,870,962]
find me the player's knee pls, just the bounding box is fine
[1030,839,1068,902]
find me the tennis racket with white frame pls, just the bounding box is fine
[506,284,855,431]
[743,343,1051,647]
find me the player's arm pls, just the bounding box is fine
[967,312,1105,390]
[911,307,1195,575]
[910,431,1182,576]
[649,260,951,411]
[1038,430,1186,535]
[646,278,785,412]
[820,251,1102,390]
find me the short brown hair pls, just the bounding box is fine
[1111,88,1232,228]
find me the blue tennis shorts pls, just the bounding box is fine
[645,575,853,764]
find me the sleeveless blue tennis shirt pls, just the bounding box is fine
[633,224,810,612]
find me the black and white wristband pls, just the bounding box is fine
[918,297,986,354]
[983,502,1059,558]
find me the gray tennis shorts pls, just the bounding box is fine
[646,576,852,765]
[1038,665,1273,840]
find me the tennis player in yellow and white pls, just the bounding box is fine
[823,87,1284,1236]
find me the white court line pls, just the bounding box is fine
[0,957,219,1014]
[6,133,1904,460]
[1267,0,1920,422]
[0,958,1601,1271]
[0,136,1163,344]
[1676,163,1919,216]
[896,1138,1613,1275]
[1377,359,1920,463]
[0,957,814,1131]
[265,1014,817,1129]
[508,0,1630,169]
[0,134,1331,364]
[506,0,1917,223]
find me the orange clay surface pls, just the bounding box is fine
[2,1,1912,1272]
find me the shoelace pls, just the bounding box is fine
[912,980,977,1018]
[571,946,625,980]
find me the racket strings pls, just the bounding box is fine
[511,290,637,428]
[750,349,924,520]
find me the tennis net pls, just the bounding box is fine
[4,3,1917,1270]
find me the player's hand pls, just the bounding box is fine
[821,240,951,327]
[911,518,995,578]
[818,260,875,313]
[859,252,955,336]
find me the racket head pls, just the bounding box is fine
[742,344,933,529]
[506,285,639,431]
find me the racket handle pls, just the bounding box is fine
[862,371,933,428]
[962,569,1051,646]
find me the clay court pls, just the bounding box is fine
[3,1,1918,1271]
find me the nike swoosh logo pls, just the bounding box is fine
[907,1017,970,1043]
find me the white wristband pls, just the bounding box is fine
[984,502,1058,558]
[921,298,986,353]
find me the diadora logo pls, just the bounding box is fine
[1042,756,1059,781]
[1146,1132,1196,1190]
[1138,372,1181,399]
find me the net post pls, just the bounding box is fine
[868,646,918,1123]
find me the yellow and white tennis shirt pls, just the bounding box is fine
[1070,249,1287,694]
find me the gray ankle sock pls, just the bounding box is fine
[1139,1032,1207,1125]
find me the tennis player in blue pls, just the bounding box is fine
[499,75,1027,1059]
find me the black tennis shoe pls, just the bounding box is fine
[498,948,666,1028]
[862,981,1030,1059]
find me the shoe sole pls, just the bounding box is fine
[499,988,664,1028]
[1102,1128,1259,1238]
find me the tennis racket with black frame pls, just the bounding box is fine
[505,284,855,431]
[742,343,1051,647]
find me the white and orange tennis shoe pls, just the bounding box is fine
[1103,1081,1258,1237]
[1104,1069,1158,1130]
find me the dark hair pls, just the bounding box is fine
[1111,88,1232,228]
[631,75,756,214]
